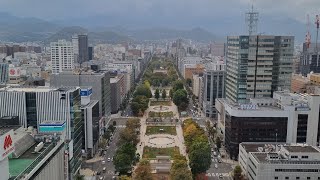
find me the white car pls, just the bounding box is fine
[102,160,105,165]
[107,157,111,162]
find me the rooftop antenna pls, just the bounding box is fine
[245,0,259,35]
[305,14,311,49]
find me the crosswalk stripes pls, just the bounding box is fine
[206,173,230,177]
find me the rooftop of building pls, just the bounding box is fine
[0,86,78,92]
[240,142,280,153]
[217,98,283,111]
[285,145,320,153]
[9,133,63,180]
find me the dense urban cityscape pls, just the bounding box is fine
[0,1,320,180]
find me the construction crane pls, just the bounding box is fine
[305,14,311,49]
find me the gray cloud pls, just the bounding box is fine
[0,0,319,23]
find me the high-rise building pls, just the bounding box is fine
[202,62,226,118]
[78,35,88,64]
[50,70,111,118]
[226,35,294,103]
[72,35,79,64]
[0,86,83,176]
[300,43,320,75]
[88,46,93,60]
[50,40,74,74]
[0,63,8,84]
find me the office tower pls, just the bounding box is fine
[78,35,89,64]
[72,35,79,64]
[88,46,93,60]
[300,43,320,75]
[50,70,111,118]
[202,62,226,118]
[50,40,74,74]
[0,86,83,176]
[0,63,8,84]
[226,35,294,103]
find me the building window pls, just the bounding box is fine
[296,177,300,180]
[285,177,289,180]
[307,178,310,180]
[275,177,278,180]
[302,156,309,159]
[291,156,298,159]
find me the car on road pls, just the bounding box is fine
[219,174,223,178]
[218,159,222,163]
[102,160,105,165]
[214,164,218,169]
[99,176,104,180]
[107,157,111,162]
[213,151,217,156]
[96,171,101,175]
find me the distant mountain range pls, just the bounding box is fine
[0,12,308,44]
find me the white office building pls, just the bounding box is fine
[51,40,74,74]
[216,91,320,159]
[239,142,320,180]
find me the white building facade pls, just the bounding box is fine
[239,142,320,180]
[51,40,74,74]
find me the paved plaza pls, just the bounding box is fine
[137,89,187,157]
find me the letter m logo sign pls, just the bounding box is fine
[3,135,12,150]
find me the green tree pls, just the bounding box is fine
[119,128,139,146]
[162,89,167,99]
[99,138,107,149]
[170,155,192,180]
[73,174,85,180]
[134,85,152,98]
[131,102,141,116]
[216,137,222,150]
[169,89,174,100]
[155,88,160,100]
[173,80,184,92]
[114,153,133,174]
[189,141,211,175]
[133,159,153,180]
[119,175,132,180]
[173,89,188,110]
[233,165,243,180]
[186,78,192,87]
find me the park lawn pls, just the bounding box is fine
[149,111,174,117]
[146,126,177,135]
[150,101,172,106]
[143,146,180,159]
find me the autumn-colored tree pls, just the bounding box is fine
[170,155,192,180]
[133,159,153,180]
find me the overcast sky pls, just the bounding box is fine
[0,0,319,23]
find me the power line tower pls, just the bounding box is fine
[245,4,259,35]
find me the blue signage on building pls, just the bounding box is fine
[80,88,93,97]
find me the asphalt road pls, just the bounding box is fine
[82,127,124,180]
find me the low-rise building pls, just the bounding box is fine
[239,142,320,180]
[110,74,125,114]
[291,74,310,93]
[216,91,320,159]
